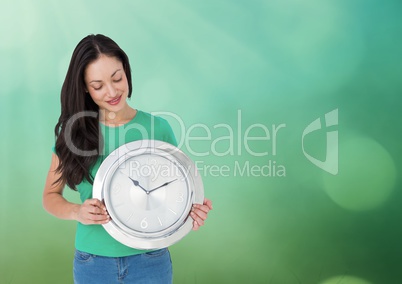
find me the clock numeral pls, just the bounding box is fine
[126,211,135,223]
[140,218,148,229]
[176,192,184,203]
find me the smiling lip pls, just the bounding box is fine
[107,96,122,105]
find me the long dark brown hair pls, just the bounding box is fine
[54,34,132,189]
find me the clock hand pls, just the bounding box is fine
[148,179,178,194]
[119,171,149,193]
[128,177,149,193]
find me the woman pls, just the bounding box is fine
[43,34,212,283]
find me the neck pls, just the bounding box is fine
[99,107,136,126]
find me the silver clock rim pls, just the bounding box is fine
[93,140,204,250]
[103,149,192,238]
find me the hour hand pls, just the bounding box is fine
[129,177,148,193]
[148,179,178,193]
[120,171,148,193]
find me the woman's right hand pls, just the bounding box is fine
[43,154,110,225]
[74,198,110,225]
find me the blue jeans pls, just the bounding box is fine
[73,248,172,284]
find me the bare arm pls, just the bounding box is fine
[42,153,109,224]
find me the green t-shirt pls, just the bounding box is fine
[60,110,177,257]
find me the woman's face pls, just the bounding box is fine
[84,55,129,114]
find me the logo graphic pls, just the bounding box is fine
[302,109,338,175]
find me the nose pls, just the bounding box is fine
[107,84,117,98]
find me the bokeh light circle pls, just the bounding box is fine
[322,136,396,211]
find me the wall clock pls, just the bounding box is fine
[93,140,204,250]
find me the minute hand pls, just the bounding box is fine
[148,179,178,193]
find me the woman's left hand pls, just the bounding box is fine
[191,198,213,231]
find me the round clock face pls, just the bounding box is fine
[93,140,204,250]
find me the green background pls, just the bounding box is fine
[1,1,401,283]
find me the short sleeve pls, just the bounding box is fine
[161,118,178,147]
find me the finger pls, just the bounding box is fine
[190,211,204,227]
[191,208,208,221]
[82,213,109,225]
[83,199,108,215]
[192,220,200,231]
[193,198,213,211]
[80,205,109,220]
[86,198,107,211]
[192,204,211,215]
[204,198,213,210]
[88,206,108,215]
[89,213,110,222]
